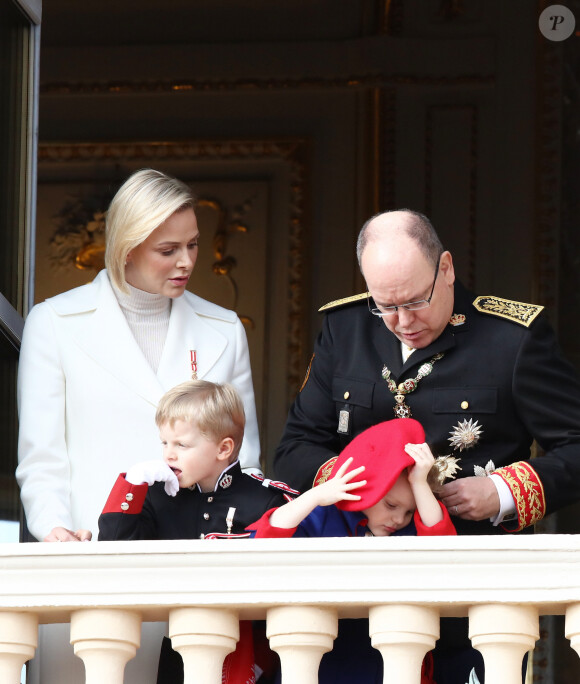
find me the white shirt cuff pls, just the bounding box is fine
[489,473,517,526]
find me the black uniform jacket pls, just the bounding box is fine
[98,462,297,541]
[274,282,580,535]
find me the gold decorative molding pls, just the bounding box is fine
[38,139,309,399]
[197,197,253,327]
[39,73,494,97]
[380,0,405,35]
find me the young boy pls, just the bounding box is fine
[98,380,297,541]
[247,418,459,684]
[98,380,298,684]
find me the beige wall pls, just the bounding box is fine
[35,0,566,464]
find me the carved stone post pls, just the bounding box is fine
[564,603,580,657]
[70,608,141,684]
[368,604,439,684]
[267,606,338,684]
[169,607,239,684]
[0,611,38,683]
[469,604,538,683]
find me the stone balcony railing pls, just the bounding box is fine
[2,535,580,684]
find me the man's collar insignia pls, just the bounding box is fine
[473,296,543,327]
[449,313,466,326]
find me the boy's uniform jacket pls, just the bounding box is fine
[98,462,297,540]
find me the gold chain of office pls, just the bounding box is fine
[381,352,445,418]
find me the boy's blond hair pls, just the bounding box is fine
[155,380,245,461]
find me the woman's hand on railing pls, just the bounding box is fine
[43,526,92,542]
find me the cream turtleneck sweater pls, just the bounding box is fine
[114,282,171,373]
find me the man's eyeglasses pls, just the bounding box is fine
[368,255,441,317]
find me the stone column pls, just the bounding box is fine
[267,605,338,684]
[469,604,538,683]
[368,604,439,684]
[0,611,38,683]
[169,607,239,684]
[70,608,141,684]
[564,603,580,657]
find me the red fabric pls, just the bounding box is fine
[101,474,148,514]
[421,652,437,684]
[222,620,255,684]
[245,508,297,538]
[330,418,425,511]
[414,501,457,536]
[494,461,546,532]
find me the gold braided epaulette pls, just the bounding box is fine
[318,292,370,313]
[473,295,544,328]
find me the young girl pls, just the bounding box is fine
[248,417,459,684]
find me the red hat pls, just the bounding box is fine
[330,418,425,511]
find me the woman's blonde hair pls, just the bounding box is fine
[105,168,195,292]
[155,380,246,461]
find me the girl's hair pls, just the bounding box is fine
[155,380,246,461]
[105,168,195,292]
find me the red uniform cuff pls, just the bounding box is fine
[494,461,546,531]
[101,474,149,515]
[414,501,457,536]
[246,508,297,538]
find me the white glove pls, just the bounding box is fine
[125,460,180,497]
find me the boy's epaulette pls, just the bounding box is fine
[318,292,370,313]
[472,295,544,328]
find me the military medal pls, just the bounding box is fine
[226,507,236,534]
[381,352,444,419]
[190,350,198,379]
[474,459,495,477]
[337,391,352,434]
[430,455,462,486]
[337,409,351,434]
[448,418,483,451]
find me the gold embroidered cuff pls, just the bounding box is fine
[494,461,546,531]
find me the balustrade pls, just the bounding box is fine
[1,535,580,683]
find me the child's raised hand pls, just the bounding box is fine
[404,443,435,486]
[313,457,366,507]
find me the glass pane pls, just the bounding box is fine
[0,0,36,536]
[0,0,29,310]
[0,332,19,524]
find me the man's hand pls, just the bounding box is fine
[125,460,180,496]
[44,526,92,542]
[438,476,500,520]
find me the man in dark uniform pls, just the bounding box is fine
[273,209,580,682]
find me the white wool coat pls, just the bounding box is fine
[16,269,261,541]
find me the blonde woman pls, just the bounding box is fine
[16,168,261,684]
